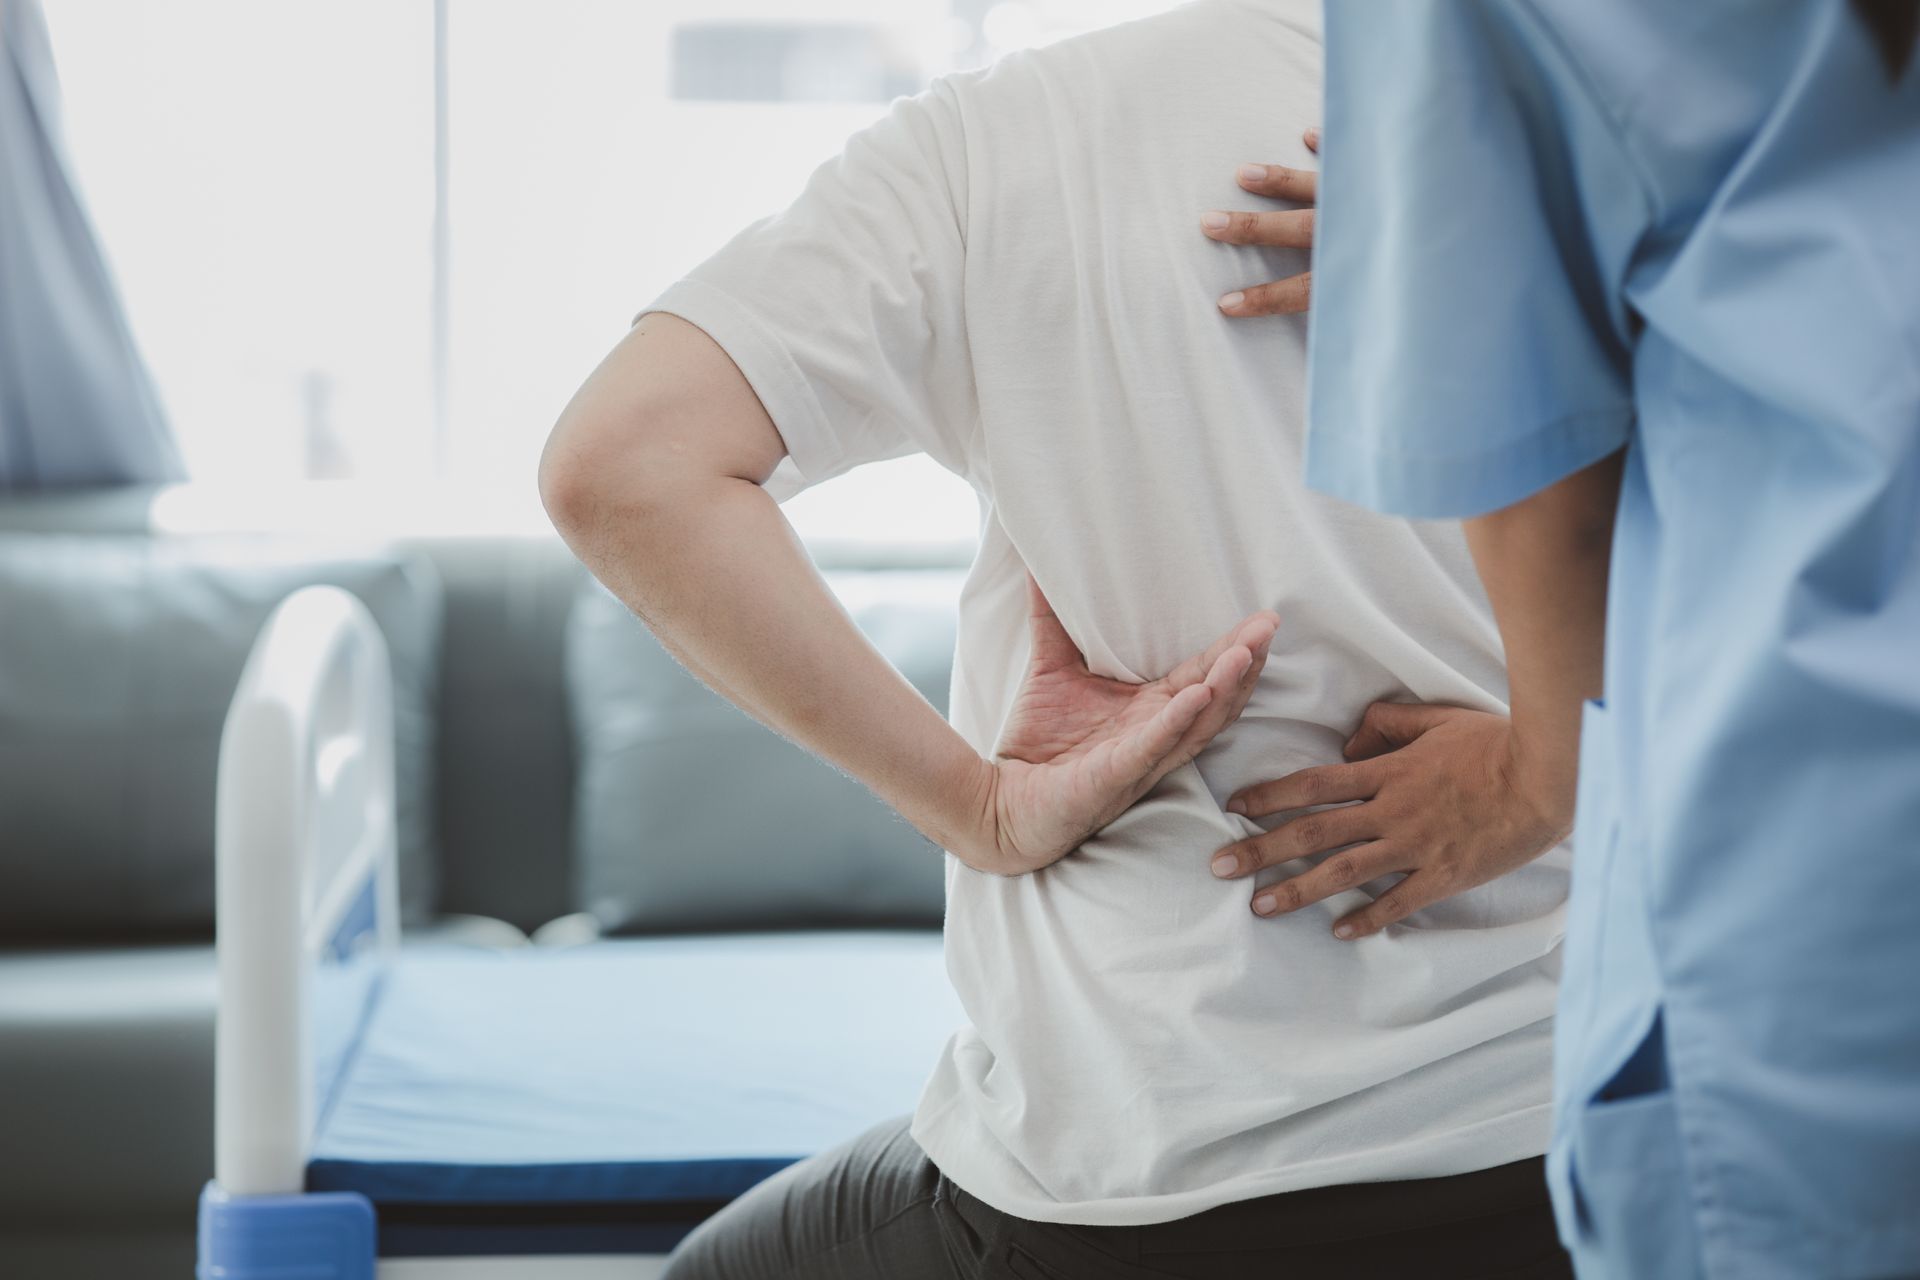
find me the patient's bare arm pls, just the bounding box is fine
[541,313,1277,877]
[1211,453,1622,939]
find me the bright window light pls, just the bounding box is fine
[43,0,1183,542]
[47,0,435,484]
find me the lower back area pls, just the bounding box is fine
[916,758,1568,1222]
[917,0,1565,1225]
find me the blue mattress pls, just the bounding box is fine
[305,931,962,1255]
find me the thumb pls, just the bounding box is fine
[1025,573,1082,671]
[1344,701,1450,761]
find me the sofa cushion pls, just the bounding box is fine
[567,571,960,932]
[418,537,585,932]
[0,536,441,939]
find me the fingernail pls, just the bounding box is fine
[1237,163,1267,184]
[1201,211,1230,232]
[1218,291,1245,311]
[1333,922,1355,940]
[1304,127,1321,147]
[1211,853,1238,878]
[1253,894,1278,916]
[1225,797,1246,815]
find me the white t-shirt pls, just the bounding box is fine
[645,0,1568,1227]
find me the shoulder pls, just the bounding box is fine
[925,0,1320,192]
[937,0,1318,120]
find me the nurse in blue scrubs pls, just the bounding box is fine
[1298,3,1920,1276]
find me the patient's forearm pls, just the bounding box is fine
[594,474,992,855]
[544,315,1270,879]
[542,320,993,862]
[1463,450,1624,823]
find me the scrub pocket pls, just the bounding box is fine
[1568,1015,1702,1278]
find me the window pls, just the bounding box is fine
[45,0,1182,539]
[47,0,435,483]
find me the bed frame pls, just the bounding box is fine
[196,586,666,1280]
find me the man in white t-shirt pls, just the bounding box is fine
[540,2,1575,1275]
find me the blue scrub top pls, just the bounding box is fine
[1305,3,1920,1276]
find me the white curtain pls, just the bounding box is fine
[0,0,184,489]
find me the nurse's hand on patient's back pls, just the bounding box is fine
[1202,126,1319,317]
[1209,702,1571,939]
[972,577,1279,877]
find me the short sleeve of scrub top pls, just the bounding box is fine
[1304,1,1650,520]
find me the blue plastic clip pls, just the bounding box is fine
[197,1182,376,1280]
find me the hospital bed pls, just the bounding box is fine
[196,587,963,1278]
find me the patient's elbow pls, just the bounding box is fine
[538,401,671,546]
[537,413,606,542]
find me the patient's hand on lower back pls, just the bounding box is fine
[971,577,1278,876]
[1209,702,1571,939]
[543,314,1276,884]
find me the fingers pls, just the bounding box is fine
[1227,759,1380,818]
[1160,640,1260,769]
[1113,679,1216,783]
[1199,207,1314,249]
[1156,642,1255,768]
[1342,700,1454,761]
[1218,274,1311,318]
[1164,609,1280,692]
[1225,619,1276,714]
[1205,151,1317,320]
[1138,610,1276,789]
[1249,844,1407,918]
[1331,873,1436,940]
[1234,162,1318,204]
[1025,572,1048,615]
[1180,616,1276,743]
[1210,800,1376,878]
[1304,125,1320,153]
[1023,573,1083,672]
[1201,642,1257,713]
[1152,612,1277,784]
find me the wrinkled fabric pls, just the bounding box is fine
[665,1116,1571,1280]
[646,0,1568,1227]
[1309,3,1920,1276]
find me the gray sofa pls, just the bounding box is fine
[0,484,968,1277]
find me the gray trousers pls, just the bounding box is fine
[663,1118,1571,1280]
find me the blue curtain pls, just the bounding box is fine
[0,0,184,490]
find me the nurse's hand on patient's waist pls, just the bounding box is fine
[1201,126,1319,317]
[960,577,1279,878]
[1209,702,1572,939]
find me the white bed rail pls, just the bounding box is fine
[214,586,400,1196]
